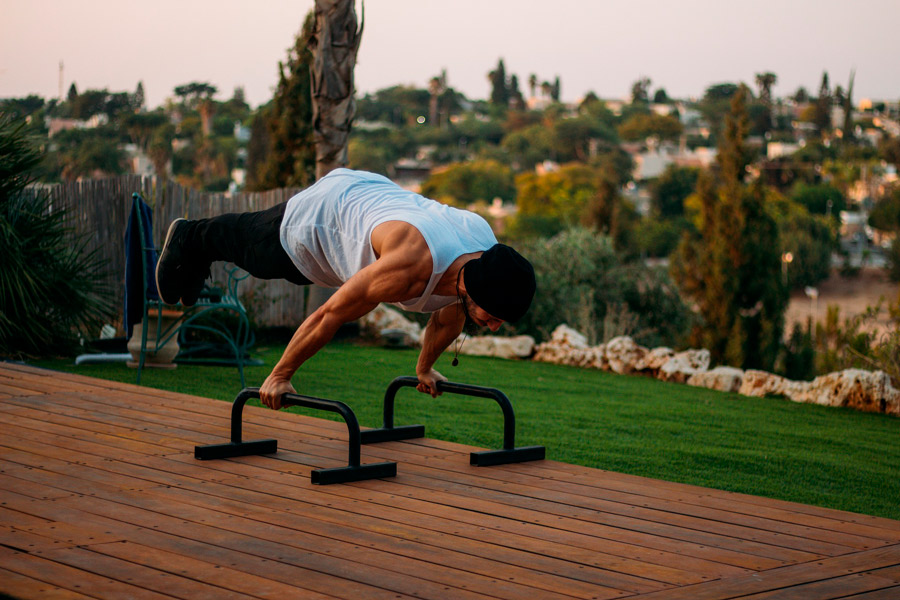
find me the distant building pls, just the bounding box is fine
[123,144,154,176]
[47,114,108,138]
[767,142,800,160]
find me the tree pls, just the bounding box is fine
[134,81,146,111]
[309,0,363,179]
[671,86,787,369]
[0,116,113,357]
[121,111,167,151]
[698,82,741,144]
[879,136,900,170]
[428,71,447,127]
[419,160,515,207]
[790,181,844,217]
[53,128,126,180]
[253,11,317,189]
[173,82,217,109]
[501,124,554,170]
[755,72,777,131]
[651,165,699,218]
[631,77,651,104]
[551,115,617,163]
[841,70,855,142]
[488,58,509,107]
[509,74,525,110]
[147,125,174,179]
[617,113,683,143]
[581,161,621,238]
[813,71,832,136]
[550,76,561,102]
[755,72,777,106]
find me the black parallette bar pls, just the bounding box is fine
[471,445,546,466]
[195,439,277,460]
[194,387,397,484]
[311,462,397,485]
[362,376,545,466]
[360,424,425,444]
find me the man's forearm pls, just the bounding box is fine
[271,307,343,380]
[416,306,464,374]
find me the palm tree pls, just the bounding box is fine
[755,72,777,106]
[309,0,363,179]
[429,71,446,127]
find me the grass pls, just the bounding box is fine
[34,340,900,521]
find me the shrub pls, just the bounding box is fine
[515,228,691,347]
[0,116,114,358]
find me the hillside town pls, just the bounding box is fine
[4,58,900,386]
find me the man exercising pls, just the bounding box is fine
[156,168,536,410]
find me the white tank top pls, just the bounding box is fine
[279,169,498,313]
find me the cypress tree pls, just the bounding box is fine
[254,11,316,190]
[671,86,787,369]
[489,59,509,107]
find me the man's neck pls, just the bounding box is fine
[434,252,482,297]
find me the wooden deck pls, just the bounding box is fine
[1,362,899,600]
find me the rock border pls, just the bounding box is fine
[360,308,900,416]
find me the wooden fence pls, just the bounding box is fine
[44,175,314,333]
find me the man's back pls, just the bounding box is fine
[279,168,497,312]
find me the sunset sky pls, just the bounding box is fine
[2,0,898,109]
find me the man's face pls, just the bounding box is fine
[465,296,505,332]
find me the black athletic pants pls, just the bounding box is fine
[186,202,312,285]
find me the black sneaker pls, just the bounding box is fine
[156,219,210,306]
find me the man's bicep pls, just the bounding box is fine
[324,259,419,322]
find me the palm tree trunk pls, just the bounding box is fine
[310,0,363,180]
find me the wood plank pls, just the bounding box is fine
[0,566,96,599]
[203,470,756,581]
[38,543,264,600]
[0,548,175,599]
[66,540,341,600]
[5,363,900,600]
[5,493,420,600]
[634,545,900,599]
[834,588,900,600]
[0,411,182,457]
[58,488,633,599]
[0,506,52,529]
[149,480,671,595]
[738,573,900,599]
[0,525,81,553]
[178,445,825,565]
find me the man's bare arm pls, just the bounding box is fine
[415,303,466,397]
[260,226,432,409]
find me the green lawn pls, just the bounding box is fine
[35,340,900,521]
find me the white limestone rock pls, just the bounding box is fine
[549,324,589,349]
[738,370,788,397]
[605,336,647,375]
[360,304,422,346]
[785,369,900,414]
[687,366,745,393]
[635,347,676,376]
[658,349,711,383]
[456,335,535,359]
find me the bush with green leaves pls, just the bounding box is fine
[0,116,114,358]
[514,228,691,348]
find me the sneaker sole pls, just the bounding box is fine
[156,218,186,305]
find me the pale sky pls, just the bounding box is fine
[2,0,898,110]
